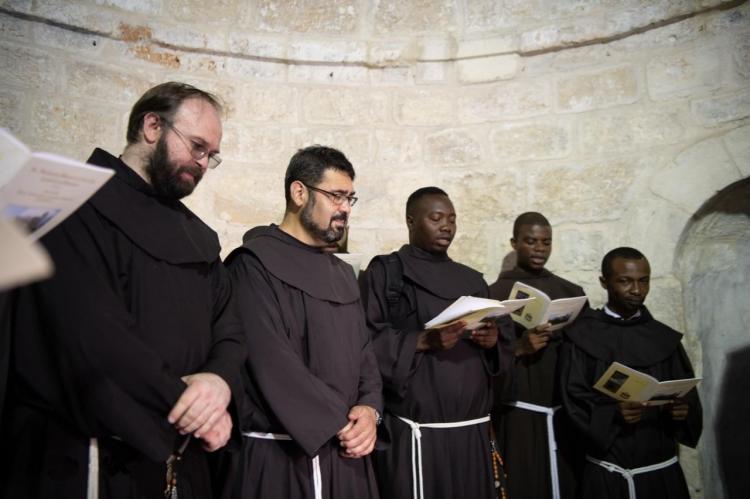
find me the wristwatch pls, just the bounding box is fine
[373,408,383,426]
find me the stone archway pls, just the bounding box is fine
[675,177,750,499]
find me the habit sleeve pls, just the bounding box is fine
[229,252,350,457]
[558,339,619,454]
[359,258,421,400]
[19,207,187,460]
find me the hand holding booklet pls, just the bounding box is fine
[424,295,536,330]
[0,128,114,241]
[593,362,701,404]
[508,281,587,331]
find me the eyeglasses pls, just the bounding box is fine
[163,121,222,169]
[302,183,358,207]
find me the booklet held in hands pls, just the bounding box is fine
[594,362,701,404]
[424,295,535,330]
[508,281,587,331]
[0,128,114,241]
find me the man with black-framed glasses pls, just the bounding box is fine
[1,82,244,499]
[225,145,382,499]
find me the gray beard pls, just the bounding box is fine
[300,196,346,244]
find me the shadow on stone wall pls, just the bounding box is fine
[715,344,750,498]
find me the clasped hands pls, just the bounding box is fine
[168,372,232,452]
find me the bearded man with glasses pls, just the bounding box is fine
[224,146,382,499]
[1,82,244,499]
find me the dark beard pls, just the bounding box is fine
[300,195,347,244]
[145,136,203,200]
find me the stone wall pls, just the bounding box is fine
[1,1,749,496]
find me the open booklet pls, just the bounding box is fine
[424,295,536,330]
[508,281,587,331]
[0,128,114,241]
[594,361,701,404]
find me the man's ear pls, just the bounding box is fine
[141,112,163,145]
[510,237,517,251]
[599,275,608,290]
[289,180,308,209]
[405,214,414,233]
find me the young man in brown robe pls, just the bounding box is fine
[559,247,701,499]
[1,82,244,499]
[225,146,382,499]
[489,212,587,499]
[360,186,508,499]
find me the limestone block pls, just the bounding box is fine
[622,194,693,278]
[32,0,120,34]
[457,54,519,84]
[222,124,286,165]
[238,85,298,123]
[221,56,287,82]
[0,43,57,90]
[373,128,422,166]
[289,128,371,167]
[0,11,29,42]
[489,119,571,160]
[209,163,286,226]
[353,167,432,230]
[645,275,686,333]
[227,34,286,58]
[647,46,722,100]
[250,0,358,34]
[289,40,366,63]
[95,0,162,16]
[555,228,605,271]
[164,0,239,24]
[417,35,456,61]
[152,25,225,51]
[369,66,415,86]
[722,124,750,176]
[31,100,122,161]
[425,129,482,167]
[0,1,32,14]
[650,137,742,215]
[450,222,493,275]
[542,0,602,16]
[368,41,413,66]
[350,227,408,267]
[415,62,450,83]
[303,88,388,126]
[692,88,750,126]
[579,106,684,154]
[733,37,750,79]
[373,0,456,35]
[0,89,23,135]
[557,65,639,112]
[457,79,551,124]
[457,36,518,58]
[289,64,368,85]
[67,62,156,103]
[31,22,104,54]
[435,168,525,228]
[463,0,539,33]
[394,89,454,126]
[528,158,645,223]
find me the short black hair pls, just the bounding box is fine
[406,186,449,216]
[601,247,647,278]
[126,82,222,144]
[284,145,355,205]
[513,212,550,238]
